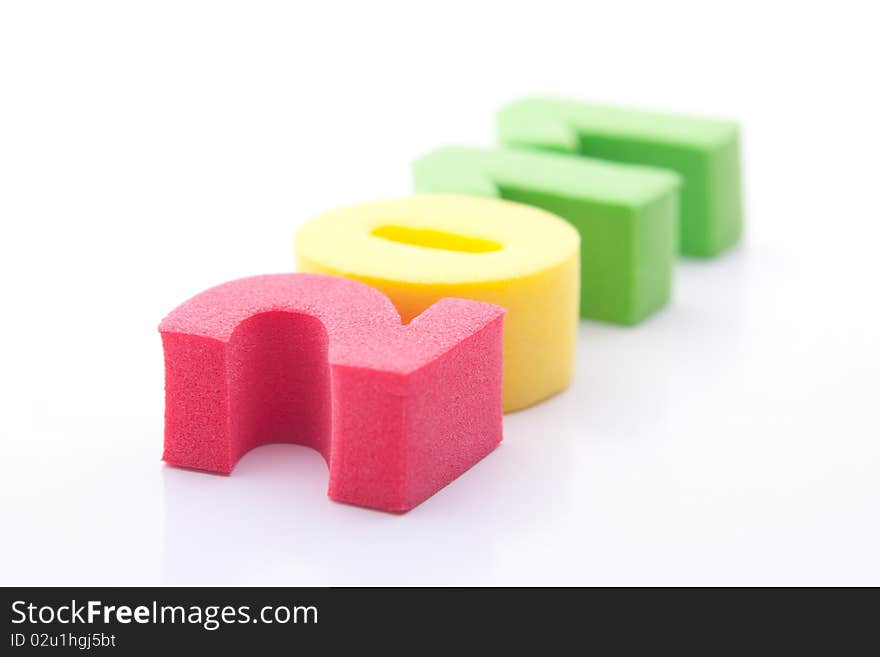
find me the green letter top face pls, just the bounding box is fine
[413,146,681,325]
[497,98,743,257]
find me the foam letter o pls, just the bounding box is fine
[294,194,580,412]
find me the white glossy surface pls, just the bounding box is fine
[1,0,878,586]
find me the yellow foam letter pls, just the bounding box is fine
[295,194,579,412]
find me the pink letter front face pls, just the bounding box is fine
[159,273,505,512]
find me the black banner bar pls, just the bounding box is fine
[2,587,871,652]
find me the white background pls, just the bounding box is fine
[1,1,878,586]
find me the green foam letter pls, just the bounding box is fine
[498,98,743,257]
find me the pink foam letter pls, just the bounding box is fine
[159,273,505,512]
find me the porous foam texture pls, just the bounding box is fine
[497,97,743,257]
[294,194,580,412]
[412,148,679,326]
[159,273,505,513]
